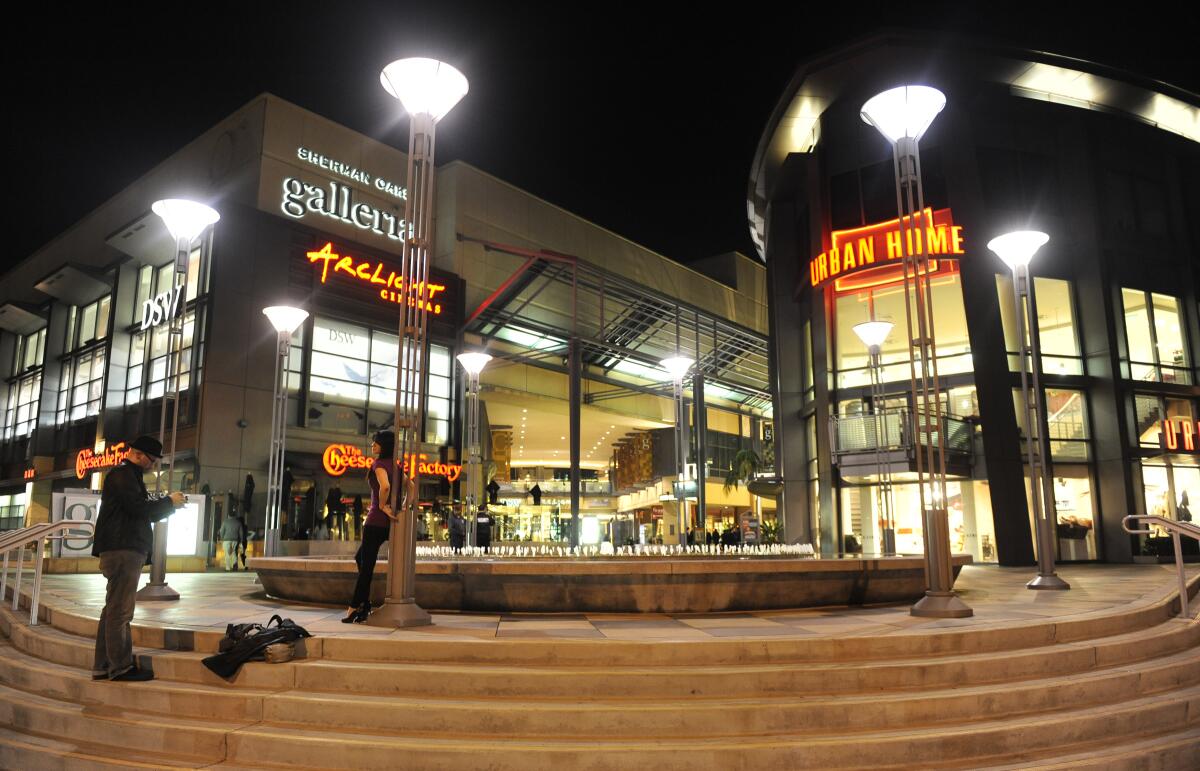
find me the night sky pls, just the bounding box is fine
[3,2,1196,274]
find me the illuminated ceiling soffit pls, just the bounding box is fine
[1010,62,1199,144]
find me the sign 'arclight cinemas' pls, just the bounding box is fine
[809,208,965,288]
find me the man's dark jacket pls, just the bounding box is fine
[92,460,175,560]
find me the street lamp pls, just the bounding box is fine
[372,57,468,628]
[136,199,219,602]
[457,351,491,547]
[262,306,308,558]
[861,85,971,617]
[661,355,694,545]
[853,319,896,555]
[989,231,1070,590]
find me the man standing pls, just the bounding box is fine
[91,436,184,682]
[219,513,245,571]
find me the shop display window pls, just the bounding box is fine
[56,294,111,425]
[1122,289,1190,384]
[996,276,1083,375]
[125,248,208,407]
[1013,387,1091,461]
[302,315,451,439]
[1134,395,1191,448]
[834,269,970,389]
[3,329,45,439]
[0,491,26,531]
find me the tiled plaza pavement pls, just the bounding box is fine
[12,562,1197,641]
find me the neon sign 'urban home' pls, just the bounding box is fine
[322,443,462,482]
[809,208,965,288]
[1161,419,1200,452]
[76,442,130,479]
[307,243,446,314]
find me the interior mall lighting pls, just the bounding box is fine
[987,231,1050,271]
[262,306,310,335]
[380,58,469,121]
[852,320,894,351]
[859,85,946,143]
[151,199,220,243]
[659,355,695,381]
[455,351,492,376]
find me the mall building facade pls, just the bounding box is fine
[0,94,773,554]
[750,34,1200,564]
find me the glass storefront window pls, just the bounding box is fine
[996,276,1083,375]
[304,315,450,439]
[0,492,27,531]
[1123,289,1191,384]
[1045,388,1089,461]
[1134,395,1191,449]
[57,295,112,425]
[835,269,969,388]
[1051,466,1097,561]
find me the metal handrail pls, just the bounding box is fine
[1122,515,1200,619]
[0,520,95,626]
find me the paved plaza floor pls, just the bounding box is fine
[17,562,1198,642]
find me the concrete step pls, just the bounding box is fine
[261,647,1200,738]
[4,617,1198,741]
[290,620,1200,699]
[0,606,302,689]
[4,613,1199,740]
[975,725,1200,770]
[0,640,273,722]
[220,684,1200,769]
[5,575,1194,664]
[0,726,207,770]
[0,682,243,764]
[5,599,1198,701]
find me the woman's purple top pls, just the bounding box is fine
[365,458,395,528]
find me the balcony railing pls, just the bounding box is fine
[831,411,974,458]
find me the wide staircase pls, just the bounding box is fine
[1,578,1198,770]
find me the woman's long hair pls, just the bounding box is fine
[371,430,395,459]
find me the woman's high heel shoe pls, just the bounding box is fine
[341,604,370,624]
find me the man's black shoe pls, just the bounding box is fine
[111,667,154,682]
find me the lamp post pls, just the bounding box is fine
[861,85,971,617]
[372,57,468,628]
[853,320,896,555]
[989,231,1070,590]
[261,306,309,558]
[136,199,219,602]
[661,355,694,545]
[457,351,492,547]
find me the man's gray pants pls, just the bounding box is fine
[92,549,145,678]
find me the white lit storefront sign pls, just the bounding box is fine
[140,284,184,330]
[51,491,205,557]
[281,147,410,244]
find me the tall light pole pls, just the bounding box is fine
[261,306,308,557]
[853,320,895,555]
[372,57,468,628]
[457,351,491,547]
[136,199,219,601]
[989,231,1070,590]
[861,85,971,617]
[661,355,694,545]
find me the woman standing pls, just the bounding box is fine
[343,430,414,623]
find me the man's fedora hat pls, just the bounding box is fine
[129,435,164,459]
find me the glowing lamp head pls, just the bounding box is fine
[151,199,220,243]
[988,231,1050,272]
[456,351,492,376]
[853,320,894,351]
[660,355,695,382]
[860,85,946,144]
[262,306,309,335]
[380,57,469,121]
